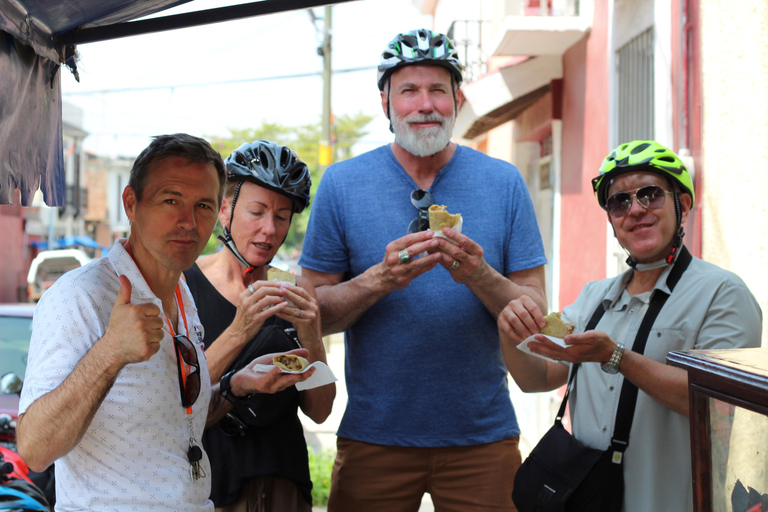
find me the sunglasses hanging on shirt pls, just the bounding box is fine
[407,189,434,234]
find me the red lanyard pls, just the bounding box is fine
[124,241,193,414]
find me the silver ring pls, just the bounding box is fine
[398,249,411,264]
[247,284,255,294]
[449,260,460,271]
[300,309,304,318]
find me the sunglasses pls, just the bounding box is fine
[407,189,434,233]
[174,334,201,408]
[605,185,674,218]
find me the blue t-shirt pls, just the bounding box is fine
[300,144,547,446]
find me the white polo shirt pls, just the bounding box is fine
[562,254,762,512]
[20,239,213,512]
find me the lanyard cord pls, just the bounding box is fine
[124,241,193,414]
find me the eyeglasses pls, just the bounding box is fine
[174,334,201,408]
[407,189,434,234]
[605,185,674,218]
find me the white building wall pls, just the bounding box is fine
[700,0,768,346]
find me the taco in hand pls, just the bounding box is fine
[273,354,309,372]
[540,312,574,338]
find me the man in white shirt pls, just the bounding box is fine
[17,133,312,511]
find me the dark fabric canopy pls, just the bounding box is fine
[0,0,355,206]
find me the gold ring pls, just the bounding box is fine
[449,260,460,271]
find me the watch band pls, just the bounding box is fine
[220,370,253,404]
[600,343,625,374]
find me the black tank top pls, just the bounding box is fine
[184,263,312,507]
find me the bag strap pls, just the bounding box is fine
[555,303,606,423]
[610,245,692,453]
[553,245,692,449]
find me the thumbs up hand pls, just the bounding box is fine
[103,275,165,365]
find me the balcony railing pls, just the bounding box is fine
[520,0,580,16]
[447,20,492,83]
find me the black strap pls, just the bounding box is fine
[556,304,605,422]
[610,245,691,451]
[553,246,693,454]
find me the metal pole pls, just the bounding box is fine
[319,5,333,169]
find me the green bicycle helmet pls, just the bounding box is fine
[591,140,695,268]
[377,29,464,91]
[592,140,695,209]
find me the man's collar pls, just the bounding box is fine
[604,262,676,308]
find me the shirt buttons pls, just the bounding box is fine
[602,426,607,432]
[629,309,635,314]
[609,386,615,391]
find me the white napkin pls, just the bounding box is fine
[517,335,569,363]
[431,216,463,241]
[250,361,337,391]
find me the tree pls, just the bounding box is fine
[204,112,374,256]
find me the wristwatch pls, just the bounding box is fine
[600,343,625,374]
[219,370,253,404]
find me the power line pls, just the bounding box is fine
[62,65,375,96]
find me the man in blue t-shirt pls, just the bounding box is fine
[299,29,547,512]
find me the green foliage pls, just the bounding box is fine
[308,445,336,507]
[207,112,374,254]
[201,222,224,256]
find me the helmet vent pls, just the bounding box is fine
[630,142,651,154]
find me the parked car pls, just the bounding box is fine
[0,303,35,450]
[0,303,56,508]
[26,249,91,302]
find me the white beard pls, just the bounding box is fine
[392,110,454,157]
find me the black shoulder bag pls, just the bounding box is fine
[512,247,692,512]
[220,318,303,432]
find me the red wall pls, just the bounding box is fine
[559,0,611,307]
[0,190,33,303]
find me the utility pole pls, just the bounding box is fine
[319,5,333,170]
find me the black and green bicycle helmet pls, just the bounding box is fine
[591,140,695,268]
[592,140,695,209]
[377,29,464,91]
[377,29,464,135]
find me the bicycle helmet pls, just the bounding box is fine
[378,29,464,136]
[591,140,695,268]
[377,29,464,91]
[225,140,311,214]
[592,140,695,210]
[0,480,50,511]
[218,140,311,275]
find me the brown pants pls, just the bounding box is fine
[328,437,522,512]
[215,476,312,512]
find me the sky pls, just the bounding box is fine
[60,0,435,158]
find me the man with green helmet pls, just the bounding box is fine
[499,140,762,511]
[301,28,547,511]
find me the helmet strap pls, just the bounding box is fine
[219,180,259,275]
[387,77,394,133]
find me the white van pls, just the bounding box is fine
[26,249,91,301]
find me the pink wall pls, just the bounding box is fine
[0,190,33,302]
[559,0,611,307]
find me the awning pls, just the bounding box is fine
[455,55,562,140]
[0,0,357,206]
